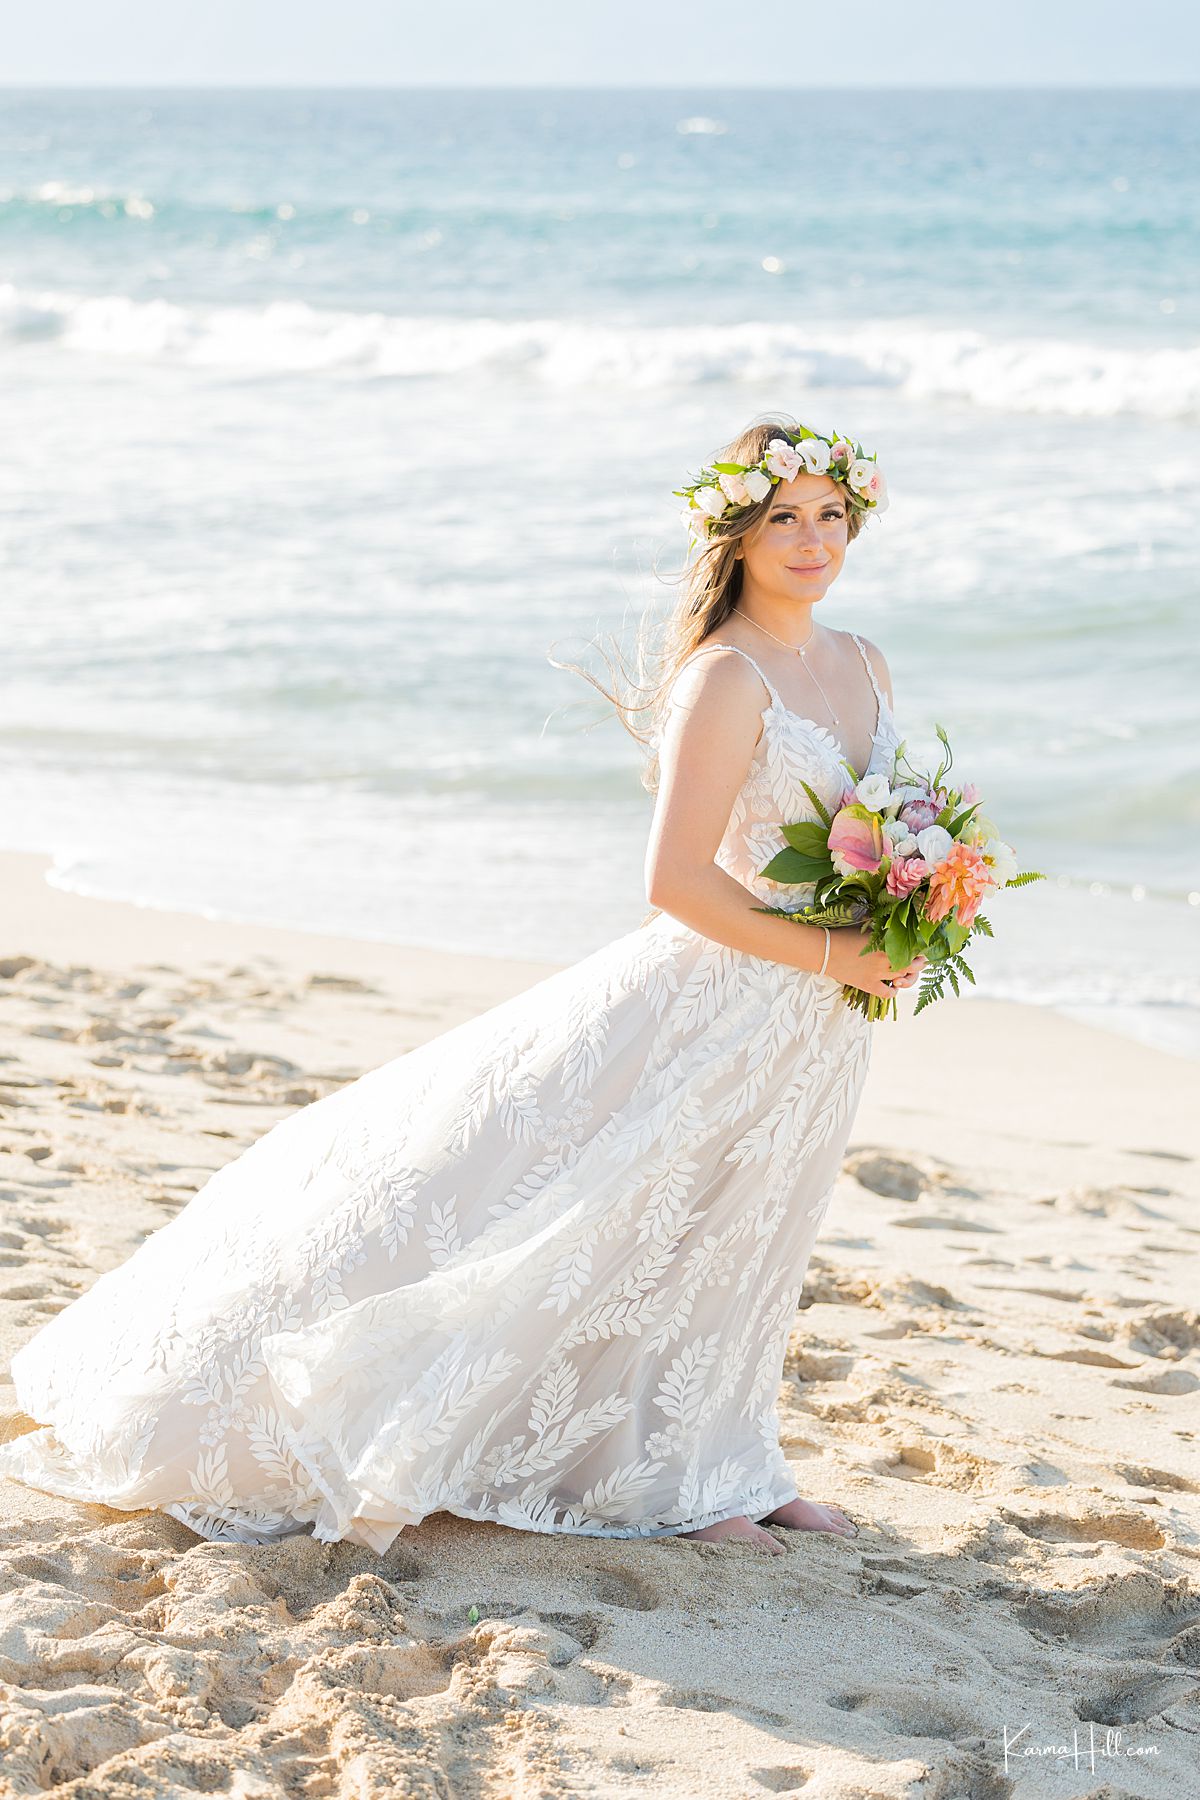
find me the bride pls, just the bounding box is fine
[0,413,925,1558]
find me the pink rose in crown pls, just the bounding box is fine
[885,854,929,899]
[830,439,854,464]
[828,803,885,876]
[764,437,803,482]
[899,796,941,833]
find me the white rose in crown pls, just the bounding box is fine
[742,467,773,502]
[796,437,834,475]
[764,438,803,481]
[717,471,752,506]
[915,823,955,867]
[855,772,892,811]
[693,485,727,518]
[845,458,880,496]
[681,507,709,537]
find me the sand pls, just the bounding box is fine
[0,845,1197,1799]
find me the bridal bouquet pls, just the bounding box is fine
[751,726,1046,1021]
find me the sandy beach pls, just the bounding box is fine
[1,844,1197,1799]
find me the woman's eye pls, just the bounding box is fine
[773,510,843,522]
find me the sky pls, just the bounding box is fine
[2,0,1198,88]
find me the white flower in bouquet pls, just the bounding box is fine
[915,823,955,868]
[855,772,892,812]
[979,836,1019,885]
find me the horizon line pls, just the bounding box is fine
[0,80,1196,93]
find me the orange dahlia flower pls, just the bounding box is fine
[923,842,993,929]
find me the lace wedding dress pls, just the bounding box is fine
[0,634,900,1550]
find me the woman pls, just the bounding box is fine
[0,413,924,1557]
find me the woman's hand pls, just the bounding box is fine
[826,924,927,999]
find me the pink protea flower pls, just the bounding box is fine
[900,796,941,833]
[885,854,929,899]
[828,803,885,876]
[924,842,992,928]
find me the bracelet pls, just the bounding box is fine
[819,926,831,977]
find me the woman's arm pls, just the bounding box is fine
[644,646,923,998]
[644,650,838,976]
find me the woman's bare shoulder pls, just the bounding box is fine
[666,638,770,707]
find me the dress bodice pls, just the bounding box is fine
[664,633,903,911]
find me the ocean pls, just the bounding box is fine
[2,86,1198,1057]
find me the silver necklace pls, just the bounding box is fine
[735,608,840,725]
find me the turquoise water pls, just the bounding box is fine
[2,87,1198,1055]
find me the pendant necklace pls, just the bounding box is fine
[736,608,840,724]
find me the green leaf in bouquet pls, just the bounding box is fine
[1003,870,1049,887]
[799,781,833,827]
[760,847,831,884]
[947,803,981,835]
[780,820,831,856]
[792,897,866,929]
[915,909,940,943]
[941,917,971,955]
[884,906,916,969]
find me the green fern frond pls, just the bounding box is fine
[799,781,833,828]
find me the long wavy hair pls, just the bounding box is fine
[550,410,874,926]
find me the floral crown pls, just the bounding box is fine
[674,424,888,542]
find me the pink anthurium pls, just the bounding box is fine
[827,803,885,877]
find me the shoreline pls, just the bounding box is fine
[1,844,1198,1796]
[17,841,1200,1066]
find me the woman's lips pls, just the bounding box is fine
[788,563,828,573]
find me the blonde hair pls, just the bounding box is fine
[549,410,872,927]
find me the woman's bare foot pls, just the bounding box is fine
[680,1514,784,1555]
[757,1496,858,1537]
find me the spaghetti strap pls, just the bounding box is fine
[674,641,782,709]
[849,632,888,714]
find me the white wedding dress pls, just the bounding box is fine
[0,635,899,1551]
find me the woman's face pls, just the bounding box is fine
[735,471,850,605]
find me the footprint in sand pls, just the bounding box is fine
[1113,1367,1200,1396]
[891,1214,999,1233]
[1018,1568,1200,1647]
[1001,1506,1166,1550]
[1113,1462,1199,1494]
[827,1681,982,1742]
[843,1150,929,1201]
[748,1766,813,1794]
[1074,1667,1200,1727]
[878,1440,999,1494]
